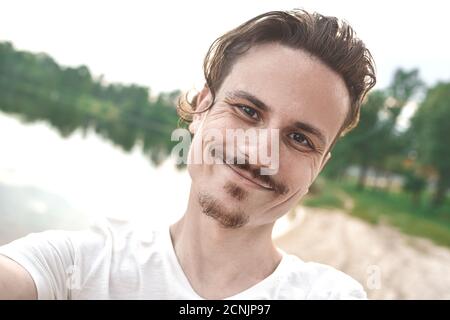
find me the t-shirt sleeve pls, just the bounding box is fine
[0,230,79,299]
[0,218,134,300]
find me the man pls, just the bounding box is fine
[0,9,376,299]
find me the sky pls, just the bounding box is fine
[1,0,449,96]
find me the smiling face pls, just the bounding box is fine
[187,42,350,229]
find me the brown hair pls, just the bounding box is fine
[177,9,376,144]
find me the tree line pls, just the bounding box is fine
[1,41,449,207]
[324,69,450,207]
[0,41,181,166]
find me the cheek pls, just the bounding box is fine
[186,112,231,181]
[186,120,212,182]
[263,155,322,219]
[280,152,322,194]
[186,139,201,182]
[207,108,240,129]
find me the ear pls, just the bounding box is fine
[319,152,332,172]
[188,84,211,135]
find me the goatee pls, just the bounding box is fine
[198,192,249,229]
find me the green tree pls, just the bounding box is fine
[410,82,450,207]
[0,41,180,166]
[323,68,424,191]
[403,168,427,205]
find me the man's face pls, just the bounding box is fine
[187,42,349,229]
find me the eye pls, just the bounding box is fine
[235,104,260,120]
[288,132,314,149]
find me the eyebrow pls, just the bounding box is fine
[225,89,328,146]
[226,90,270,112]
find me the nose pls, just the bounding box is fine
[234,128,279,175]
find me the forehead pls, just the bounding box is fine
[219,43,350,145]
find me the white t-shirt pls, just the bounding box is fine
[0,218,367,300]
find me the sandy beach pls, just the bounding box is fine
[275,206,450,299]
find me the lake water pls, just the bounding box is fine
[0,111,290,244]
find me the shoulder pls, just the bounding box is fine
[68,216,160,257]
[0,217,162,299]
[277,253,367,300]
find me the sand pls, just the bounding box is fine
[275,206,450,299]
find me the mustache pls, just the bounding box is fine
[208,143,288,195]
[230,157,289,195]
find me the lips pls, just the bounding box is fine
[210,145,274,191]
[225,163,273,191]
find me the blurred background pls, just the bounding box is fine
[1,0,449,299]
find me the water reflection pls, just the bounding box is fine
[0,111,190,244]
[0,112,292,244]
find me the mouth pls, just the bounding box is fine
[210,145,274,192]
[225,163,274,191]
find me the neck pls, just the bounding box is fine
[170,186,282,299]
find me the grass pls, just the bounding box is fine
[302,177,450,248]
[302,183,345,209]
